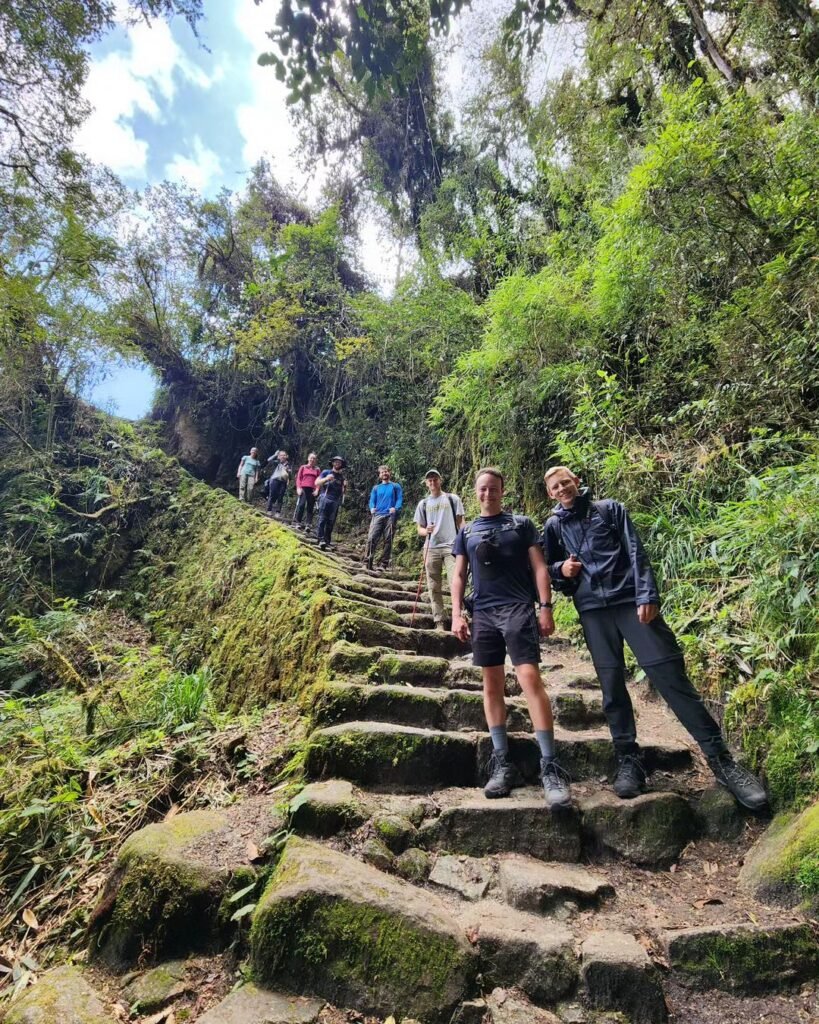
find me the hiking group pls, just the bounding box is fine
[237,447,767,815]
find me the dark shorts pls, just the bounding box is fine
[472,603,540,667]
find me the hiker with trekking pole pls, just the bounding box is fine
[413,469,465,631]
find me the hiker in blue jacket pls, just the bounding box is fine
[542,465,767,811]
[366,465,403,570]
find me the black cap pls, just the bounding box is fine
[330,455,346,467]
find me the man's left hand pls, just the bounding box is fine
[638,603,659,624]
[538,607,555,638]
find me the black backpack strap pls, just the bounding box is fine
[447,493,457,521]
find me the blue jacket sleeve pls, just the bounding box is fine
[542,517,566,582]
[615,503,660,607]
[394,483,403,511]
[369,485,378,512]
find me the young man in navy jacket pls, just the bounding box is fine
[542,465,766,810]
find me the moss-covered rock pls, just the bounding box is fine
[394,847,431,882]
[372,653,450,685]
[738,799,819,910]
[305,721,477,789]
[361,835,395,871]
[320,613,466,658]
[696,786,747,842]
[326,640,386,675]
[374,813,418,853]
[121,960,190,1013]
[309,681,445,731]
[554,692,606,731]
[250,837,476,1022]
[89,806,269,966]
[288,779,369,837]
[664,922,819,991]
[3,965,114,1024]
[580,792,694,867]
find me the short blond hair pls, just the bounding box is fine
[543,465,578,487]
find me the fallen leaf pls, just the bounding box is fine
[669,863,677,873]
[21,909,39,931]
[85,768,98,794]
[694,897,724,909]
[246,841,262,862]
[163,804,180,822]
[112,1003,128,1021]
[746,911,759,925]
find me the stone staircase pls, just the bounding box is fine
[6,527,816,1024]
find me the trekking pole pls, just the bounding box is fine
[410,536,431,628]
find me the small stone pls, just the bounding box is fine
[580,931,667,1024]
[696,786,746,841]
[394,847,431,881]
[450,999,487,1024]
[374,813,418,853]
[498,856,614,913]
[429,855,494,901]
[288,780,368,838]
[194,983,323,1023]
[122,960,189,1012]
[486,987,561,1024]
[360,836,395,871]
[556,1004,588,1024]
[4,965,115,1024]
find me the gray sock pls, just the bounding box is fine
[489,725,509,755]
[536,729,556,760]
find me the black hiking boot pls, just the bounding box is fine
[541,757,572,810]
[483,752,523,799]
[613,752,647,799]
[366,556,374,571]
[707,753,768,811]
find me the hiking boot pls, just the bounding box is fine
[366,556,374,571]
[541,757,572,810]
[484,752,523,799]
[319,541,327,551]
[707,753,768,811]
[613,752,647,799]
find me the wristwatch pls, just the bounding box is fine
[539,601,553,609]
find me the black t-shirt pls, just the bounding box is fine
[452,513,539,611]
[318,470,345,502]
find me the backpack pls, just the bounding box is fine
[461,514,535,613]
[418,493,459,528]
[550,500,621,595]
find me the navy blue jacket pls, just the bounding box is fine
[542,490,660,613]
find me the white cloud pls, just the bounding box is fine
[76,17,217,178]
[166,136,223,192]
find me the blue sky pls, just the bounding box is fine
[81,0,334,419]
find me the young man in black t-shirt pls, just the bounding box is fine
[451,467,571,809]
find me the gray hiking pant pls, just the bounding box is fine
[579,604,727,758]
[425,548,455,624]
[366,513,396,566]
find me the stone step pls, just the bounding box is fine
[418,788,695,866]
[249,836,476,1022]
[321,612,468,658]
[448,661,600,695]
[305,721,478,789]
[334,589,436,616]
[554,690,606,730]
[664,921,819,992]
[351,573,418,593]
[3,966,118,1024]
[581,931,668,1024]
[195,984,323,1023]
[305,716,691,790]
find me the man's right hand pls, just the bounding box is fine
[562,554,582,578]
[425,524,435,535]
[451,613,470,642]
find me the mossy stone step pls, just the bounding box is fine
[372,652,451,684]
[89,802,276,966]
[305,722,477,789]
[554,691,606,730]
[288,779,370,836]
[458,900,578,1004]
[321,612,467,658]
[250,837,476,1022]
[738,798,819,910]
[351,573,418,592]
[2,966,115,1024]
[309,680,529,733]
[664,921,819,992]
[418,789,695,866]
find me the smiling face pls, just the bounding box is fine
[545,468,581,508]
[475,471,504,516]
[278,451,288,463]
[425,474,442,496]
[307,453,318,466]
[332,459,343,472]
[379,466,391,482]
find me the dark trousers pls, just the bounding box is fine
[267,478,287,513]
[366,513,395,566]
[316,499,340,545]
[293,490,316,526]
[579,604,727,759]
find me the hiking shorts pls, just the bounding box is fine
[471,603,540,667]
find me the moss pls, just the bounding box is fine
[373,814,417,853]
[740,799,819,908]
[251,892,472,1019]
[670,924,819,991]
